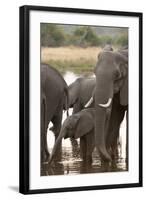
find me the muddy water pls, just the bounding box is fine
[41,72,128,176]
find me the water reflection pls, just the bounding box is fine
[42,71,127,176]
[41,146,127,176]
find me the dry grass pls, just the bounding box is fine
[41,46,102,62]
[41,46,102,74]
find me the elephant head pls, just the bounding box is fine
[68,79,80,108]
[103,44,113,51]
[49,110,94,164]
[93,50,128,161]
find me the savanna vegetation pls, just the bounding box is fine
[41,24,128,74]
[41,46,102,74]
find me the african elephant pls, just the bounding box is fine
[41,64,69,163]
[49,108,95,164]
[68,77,96,113]
[90,50,128,162]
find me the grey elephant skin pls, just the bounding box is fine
[41,64,69,163]
[93,49,128,162]
[68,77,96,113]
[66,77,96,149]
[49,108,95,164]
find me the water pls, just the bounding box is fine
[41,71,128,176]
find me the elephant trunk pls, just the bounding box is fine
[95,106,112,161]
[48,134,63,164]
[95,76,113,162]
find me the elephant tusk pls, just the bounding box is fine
[98,98,112,108]
[84,97,93,108]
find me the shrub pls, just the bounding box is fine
[114,34,128,46]
[41,24,66,47]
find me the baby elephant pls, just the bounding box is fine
[49,108,95,164]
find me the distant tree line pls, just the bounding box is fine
[41,24,128,47]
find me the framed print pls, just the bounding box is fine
[19,5,143,194]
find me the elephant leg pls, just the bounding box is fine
[70,137,78,148]
[126,110,128,169]
[41,132,46,163]
[80,137,87,162]
[106,100,125,160]
[70,137,79,158]
[51,110,63,161]
[41,99,50,163]
[110,131,119,160]
[108,124,120,160]
[44,128,50,161]
[113,108,125,159]
[70,102,82,149]
[51,109,62,139]
[70,138,78,152]
[41,99,45,163]
[85,132,94,165]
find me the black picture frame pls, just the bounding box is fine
[19,5,143,194]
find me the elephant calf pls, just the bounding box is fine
[49,108,95,164]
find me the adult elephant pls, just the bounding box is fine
[93,50,128,161]
[41,64,69,163]
[68,77,96,113]
[68,44,113,114]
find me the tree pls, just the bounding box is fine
[41,24,66,47]
[114,33,128,46]
[73,26,100,46]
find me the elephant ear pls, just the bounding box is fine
[114,52,128,106]
[115,52,128,65]
[74,112,94,139]
[120,76,128,106]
